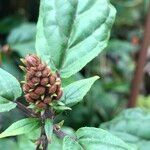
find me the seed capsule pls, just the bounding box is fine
[40,78,49,86]
[36,102,46,108]
[49,75,56,85]
[42,68,50,77]
[38,64,46,71]
[56,90,63,100]
[43,96,52,104]
[34,87,46,95]
[23,84,30,93]
[30,67,37,71]
[26,73,34,81]
[35,71,42,77]
[25,55,40,67]
[25,94,34,102]
[29,92,40,99]
[56,85,61,94]
[28,69,35,75]
[49,84,57,94]
[28,81,35,89]
[31,77,40,84]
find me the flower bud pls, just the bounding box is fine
[26,73,34,81]
[28,68,35,75]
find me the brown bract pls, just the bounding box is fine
[21,54,63,109]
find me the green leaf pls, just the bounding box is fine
[53,105,72,112]
[0,139,18,150]
[107,39,138,53]
[63,136,83,150]
[76,127,133,150]
[0,68,22,101]
[7,23,36,57]
[18,135,36,150]
[0,102,16,112]
[36,0,116,78]
[101,108,150,150]
[48,135,63,150]
[48,127,75,150]
[0,118,40,138]
[1,54,23,80]
[61,76,99,107]
[0,15,23,34]
[45,119,53,142]
[0,96,17,112]
[62,127,132,150]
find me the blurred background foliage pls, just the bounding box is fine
[0,0,150,149]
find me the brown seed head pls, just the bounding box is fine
[22,55,63,109]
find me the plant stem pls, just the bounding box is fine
[53,125,68,139]
[36,112,48,150]
[128,8,150,107]
[36,129,47,150]
[15,100,74,147]
[15,101,39,118]
[53,124,77,141]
